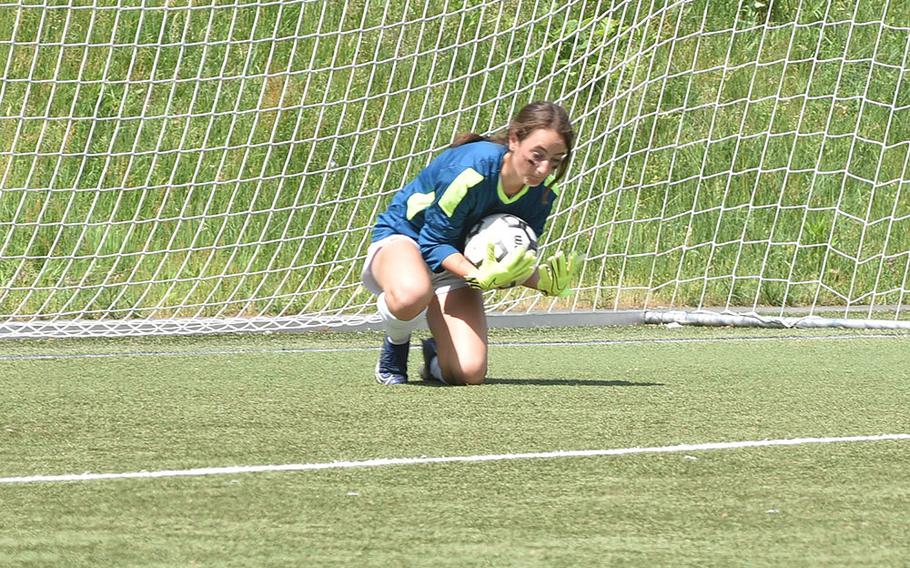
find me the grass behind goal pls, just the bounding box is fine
[1,326,908,566]
[1,0,908,320]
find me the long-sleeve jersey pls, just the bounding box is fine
[372,141,557,272]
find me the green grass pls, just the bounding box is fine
[1,325,909,566]
[0,0,908,317]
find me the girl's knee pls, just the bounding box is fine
[385,283,433,321]
[446,360,487,386]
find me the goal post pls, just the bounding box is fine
[0,0,908,339]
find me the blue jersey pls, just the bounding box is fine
[373,141,557,272]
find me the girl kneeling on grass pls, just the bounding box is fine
[361,101,582,386]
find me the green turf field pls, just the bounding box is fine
[1,325,908,566]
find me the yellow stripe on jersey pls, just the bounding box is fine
[439,168,484,217]
[406,191,435,220]
[497,179,529,204]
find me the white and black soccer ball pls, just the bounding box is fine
[463,213,538,287]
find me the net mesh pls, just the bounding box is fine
[0,0,908,337]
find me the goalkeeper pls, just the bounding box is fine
[361,101,583,386]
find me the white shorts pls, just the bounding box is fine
[361,234,469,297]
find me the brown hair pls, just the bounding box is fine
[450,101,575,186]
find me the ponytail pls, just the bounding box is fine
[449,133,489,148]
[449,131,510,149]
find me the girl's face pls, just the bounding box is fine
[508,128,568,187]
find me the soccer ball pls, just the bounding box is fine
[463,213,538,287]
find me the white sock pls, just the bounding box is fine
[377,292,424,345]
[428,356,448,384]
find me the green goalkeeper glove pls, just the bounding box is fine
[465,243,537,291]
[537,251,583,297]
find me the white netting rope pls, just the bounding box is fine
[0,0,907,338]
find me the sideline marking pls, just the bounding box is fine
[2,433,908,485]
[0,333,907,362]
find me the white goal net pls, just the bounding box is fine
[0,0,908,338]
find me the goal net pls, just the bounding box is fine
[0,0,908,338]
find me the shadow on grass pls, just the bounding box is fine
[486,377,664,387]
[411,378,664,387]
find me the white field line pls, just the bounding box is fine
[1,434,908,485]
[0,332,907,362]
